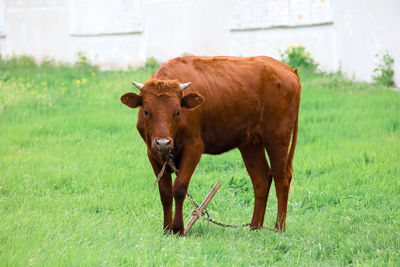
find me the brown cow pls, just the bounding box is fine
[121,56,301,235]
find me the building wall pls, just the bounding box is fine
[229,24,337,72]
[228,0,337,72]
[69,0,145,68]
[334,0,400,84]
[144,0,230,62]
[0,0,5,53]
[0,0,399,86]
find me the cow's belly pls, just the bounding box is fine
[201,119,261,155]
[203,140,240,155]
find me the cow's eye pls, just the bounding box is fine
[144,110,149,116]
[174,111,180,118]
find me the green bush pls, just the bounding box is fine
[372,51,394,87]
[129,57,160,74]
[144,57,160,72]
[280,44,319,73]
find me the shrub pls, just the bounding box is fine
[280,44,319,73]
[372,51,394,87]
[144,57,160,72]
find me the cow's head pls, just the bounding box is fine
[121,79,204,153]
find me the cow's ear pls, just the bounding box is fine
[121,92,142,108]
[181,93,204,109]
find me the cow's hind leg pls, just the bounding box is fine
[265,143,293,231]
[239,143,272,229]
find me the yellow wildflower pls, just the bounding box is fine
[82,78,87,83]
[76,80,81,84]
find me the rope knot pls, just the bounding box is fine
[154,151,178,190]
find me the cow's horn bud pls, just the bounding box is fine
[132,81,144,89]
[180,82,191,91]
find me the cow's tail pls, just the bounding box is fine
[287,74,300,176]
[287,111,298,176]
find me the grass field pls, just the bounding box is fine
[1,56,399,266]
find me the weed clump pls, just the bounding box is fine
[372,51,394,87]
[280,44,319,74]
[75,52,99,79]
[0,51,99,80]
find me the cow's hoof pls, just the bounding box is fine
[250,223,263,231]
[172,229,184,236]
[274,223,285,232]
[171,227,184,236]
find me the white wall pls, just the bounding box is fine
[69,0,146,68]
[228,0,336,72]
[0,0,399,86]
[0,0,5,53]
[0,0,5,36]
[334,0,400,85]
[3,0,71,61]
[144,0,230,61]
[230,24,337,72]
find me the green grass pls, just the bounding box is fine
[1,56,399,266]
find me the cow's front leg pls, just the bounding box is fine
[148,153,173,233]
[172,143,203,235]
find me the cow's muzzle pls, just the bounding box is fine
[155,138,172,152]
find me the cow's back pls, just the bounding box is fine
[153,56,301,154]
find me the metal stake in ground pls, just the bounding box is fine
[183,182,221,236]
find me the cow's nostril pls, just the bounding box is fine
[156,139,171,147]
